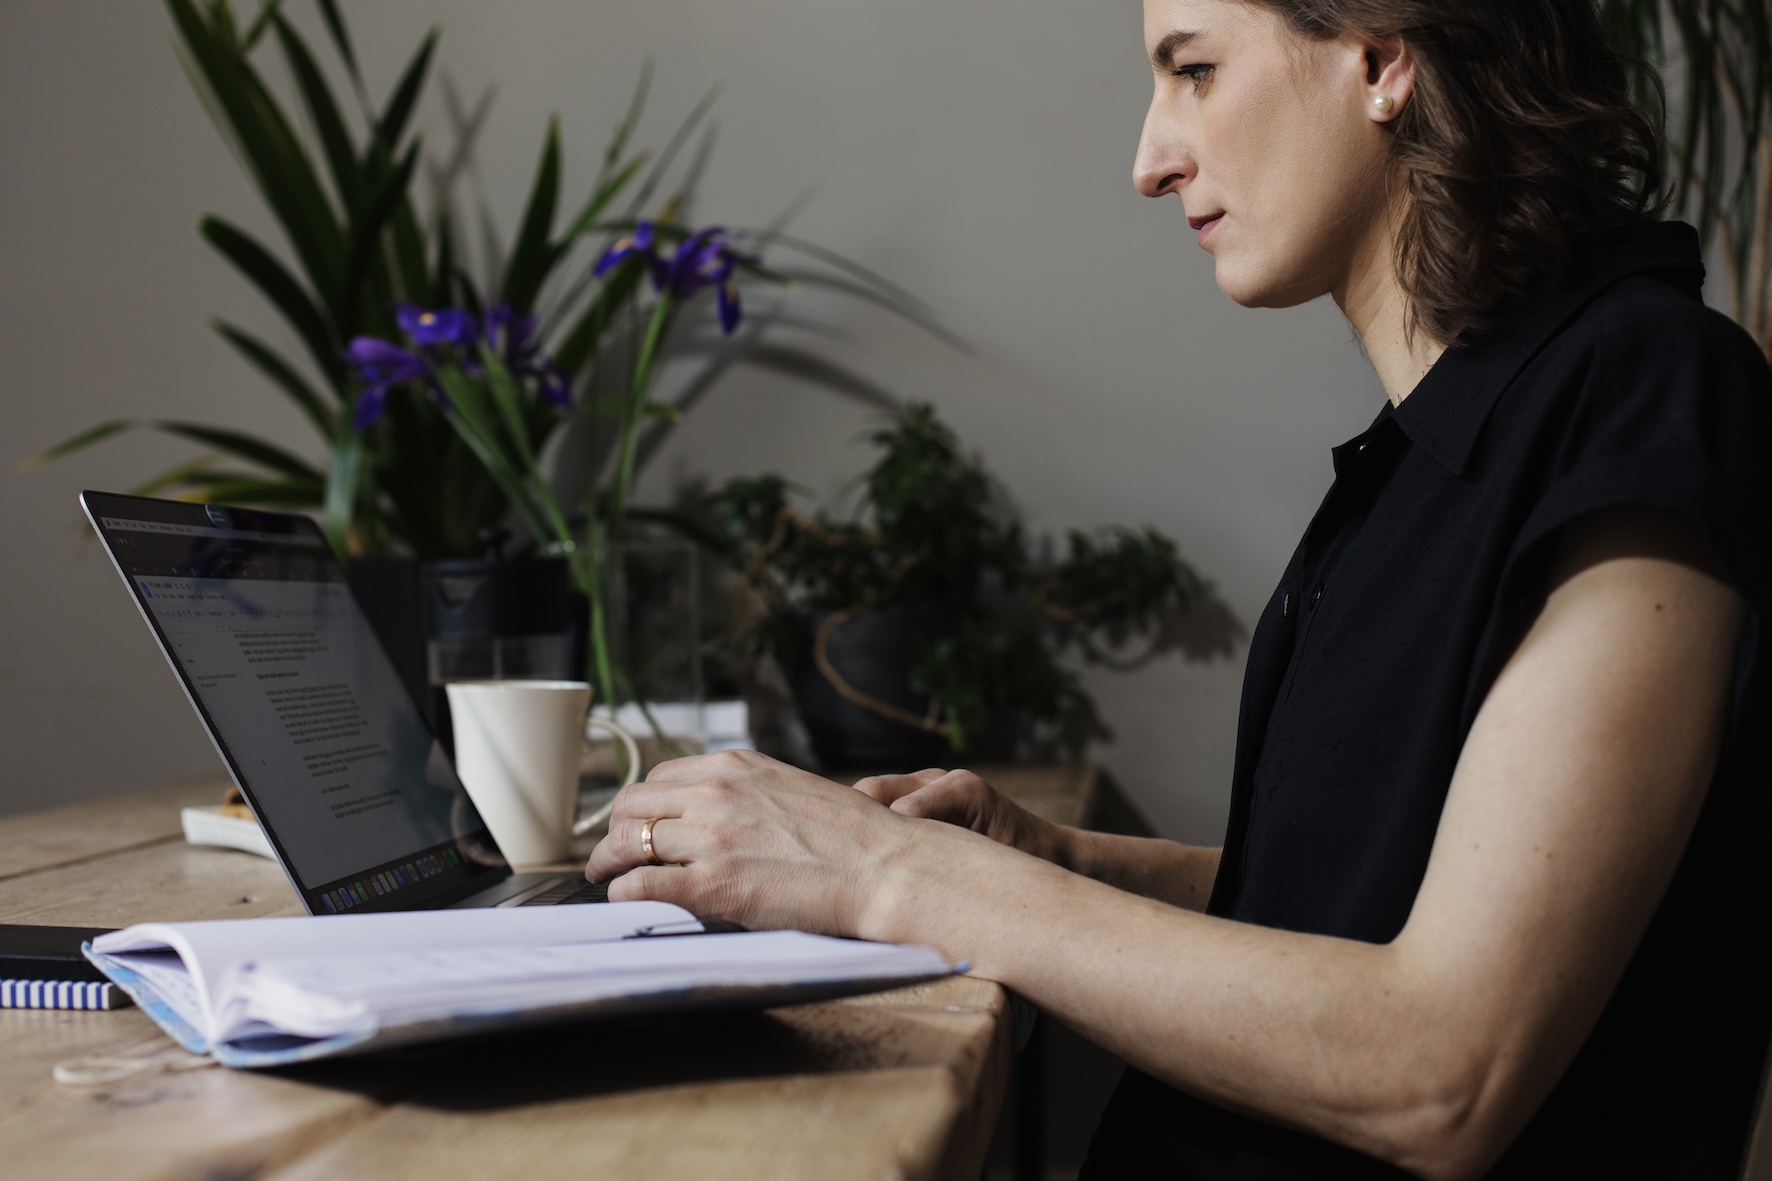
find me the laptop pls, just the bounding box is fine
[82,490,611,914]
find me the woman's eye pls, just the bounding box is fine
[1174,64,1214,89]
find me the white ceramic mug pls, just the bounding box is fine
[445,679,642,865]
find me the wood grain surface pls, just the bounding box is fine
[0,767,1093,1181]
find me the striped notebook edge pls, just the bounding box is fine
[1,979,133,1010]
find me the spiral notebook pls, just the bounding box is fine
[1,925,132,1010]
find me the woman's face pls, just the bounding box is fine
[1135,0,1401,309]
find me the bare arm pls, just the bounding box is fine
[588,509,1743,1179]
[850,768,1223,911]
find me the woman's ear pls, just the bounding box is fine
[1363,36,1416,123]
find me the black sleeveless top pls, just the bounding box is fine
[1081,222,1772,1178]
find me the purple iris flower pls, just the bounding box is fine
[538,366,571,408]
[482,302,571,408]
[485,304,540,367]
[395,304,476,347]
[346,300,575,429]
[591,221,755,336]
[593,221,658,279]
[344,336,429,429]
[715,280,742,334]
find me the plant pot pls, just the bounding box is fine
[348,554,575,752]
[787,607,962,772]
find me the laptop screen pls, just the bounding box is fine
[82,492,504,914]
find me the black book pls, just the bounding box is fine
[1,925,114,982]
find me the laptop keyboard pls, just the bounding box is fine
[518,878,610,906]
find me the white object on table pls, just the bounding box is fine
[181,805,275,860]
[447,679,641,865]
[590,698,754,751]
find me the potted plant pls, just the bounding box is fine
[1603,0,1772,354]
[713,404,1232,770]
[23,0,943,745]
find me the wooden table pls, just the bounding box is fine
[0,765,1098,1181]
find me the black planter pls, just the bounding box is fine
[788,607,962,772]
[348,553,576,752]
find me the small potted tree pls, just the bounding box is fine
[715,404,1235,770]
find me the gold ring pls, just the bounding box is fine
[641,817,664,866]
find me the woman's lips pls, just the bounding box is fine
[1189,213,1225,245]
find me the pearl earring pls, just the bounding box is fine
[1372,94,1395,115]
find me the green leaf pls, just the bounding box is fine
[389,199,430,303]
[478,346,541,470]
[557,153,646,254]
[342,141,420,326]
[239,0,284,51]
[622,85,719,221]
[431,367,550,543]
[271,13,364,216]
[430,208,456,306]
[18,417,322,487]
[16,420,137,471]
[212,321,335,436]
[552,256,645,379]
[200,216,342,388]
[314,0,359,83]
[599,62,653,187]
[168,0,346,305]
[179,477,325,506]
[208,0,241,53]
[371,29,436,161]
[322,426,361,559]
[499,119,563,315]
[126,454,226,498]
[124,457,325,507]
[155,422,324,481]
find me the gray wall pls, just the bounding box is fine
[0,0,1385,841]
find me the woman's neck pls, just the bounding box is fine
[1335,217,1446,406]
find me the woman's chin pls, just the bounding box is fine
[1215,262,1320,311]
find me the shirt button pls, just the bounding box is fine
[1312,585,1325,607]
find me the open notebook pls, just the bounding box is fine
[84,903,956,1068]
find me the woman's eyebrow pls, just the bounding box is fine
[1151,29,1202,71]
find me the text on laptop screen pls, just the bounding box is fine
[97,509,489,896]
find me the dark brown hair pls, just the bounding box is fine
[1247,0,1665,345]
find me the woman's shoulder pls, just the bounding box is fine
[1576,272,1765,366]
[1524,272,1772,428]
[1486,271,1772,600]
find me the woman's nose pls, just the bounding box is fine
[1134,103,1193,199]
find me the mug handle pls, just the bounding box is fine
[571,716,643,836]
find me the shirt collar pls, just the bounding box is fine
[1391,220,1706,475]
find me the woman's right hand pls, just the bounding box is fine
[851,768,1068,866]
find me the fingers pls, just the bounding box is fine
[851,768,949,805]
[885,769,994,832]
[586,814,685,882]
[605,864,689,907]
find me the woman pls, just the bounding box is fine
[588,1,1771,1176]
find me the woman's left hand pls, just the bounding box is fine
[583,749,925,934]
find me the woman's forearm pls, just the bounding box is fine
[1050,825,1221,911]
[859,823,1472,1176]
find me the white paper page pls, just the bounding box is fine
[102,949,209,1035]
[222,931,953,1041]
[92,901,695,1037]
